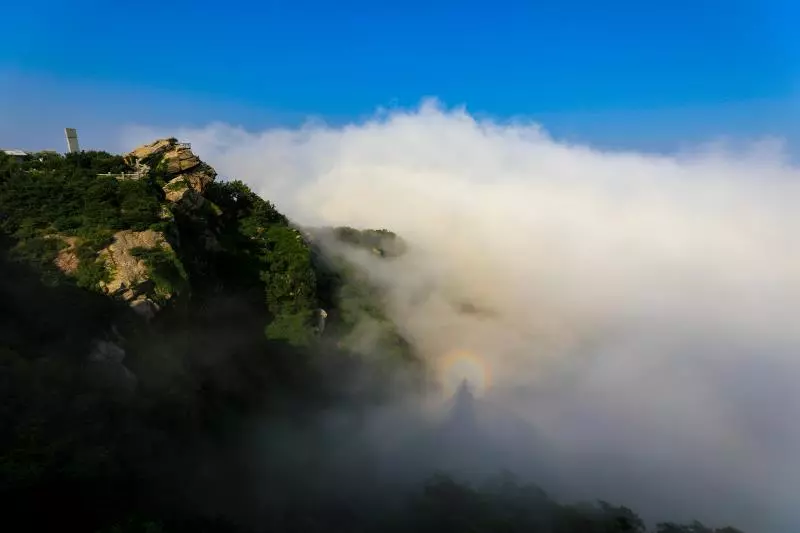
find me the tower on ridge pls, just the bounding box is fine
[64,128,80,153]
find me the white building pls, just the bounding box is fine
[2,149,28,162]
[64,128,80,153]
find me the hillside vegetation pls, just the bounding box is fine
[0,143,745,533]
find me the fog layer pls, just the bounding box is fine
[124,101,800,532]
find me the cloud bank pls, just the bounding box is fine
[123,100,800,532]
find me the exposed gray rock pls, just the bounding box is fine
[87,339,137,392]
[88,339,126,364]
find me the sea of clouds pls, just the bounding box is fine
[123,100,800,532]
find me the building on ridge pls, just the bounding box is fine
[64,128,80,153]
[2,149,28,163]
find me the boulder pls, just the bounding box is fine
[130,295,160,320]
[163,147,201,174]
[87,339,137,391]
[127,138,173,163]
[180,165,216,193]
[88,339,126,364]
[163,177,206,208]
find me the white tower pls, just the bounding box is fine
[64,128,80,153]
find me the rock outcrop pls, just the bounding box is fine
[163,176,206,209]
[90,139,222,320]
[87,339,137,391]
[99,229,177,320]
[88,339,126,364]
[126,138,216,196]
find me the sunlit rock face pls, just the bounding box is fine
[98,229,177,319]
[126,137,217,194]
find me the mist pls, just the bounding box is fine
[123,100,800,532]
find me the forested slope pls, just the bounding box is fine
[0,142,744,533]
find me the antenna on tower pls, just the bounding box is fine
[64,128,80,153]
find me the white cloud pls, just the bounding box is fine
[124,100,800,532]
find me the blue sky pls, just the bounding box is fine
[1,0,798,152]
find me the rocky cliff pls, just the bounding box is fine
[126,137,216,195]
